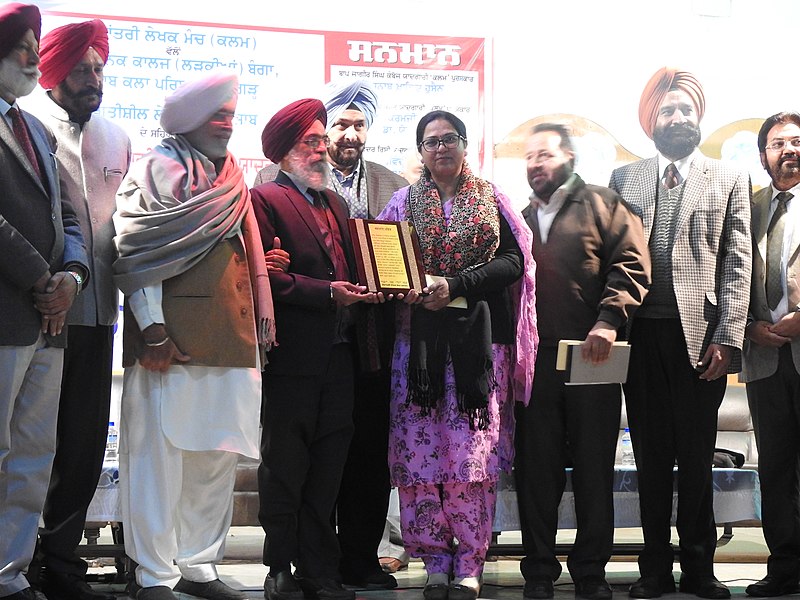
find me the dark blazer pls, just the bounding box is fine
[250,170,356,376]
[0,107,88,347]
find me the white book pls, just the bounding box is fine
[555,339,631,385]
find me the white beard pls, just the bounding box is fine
[0,57,40,101]
[286,151,330,192]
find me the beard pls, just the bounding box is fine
[653,122,701,159]
[528,160,572,201]
[57,80,103,119]
[766,153,800,187]
[286,150,330,191]
[328,141,364,170]
[0,59,39,100]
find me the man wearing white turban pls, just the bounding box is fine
[113,71,275,600]
[254,79,407,590]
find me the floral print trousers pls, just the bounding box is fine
[398,479,497,578]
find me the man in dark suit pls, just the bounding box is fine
[609,67,751,600]
[251,98,378,600]
[27,20,131,600]
[0,4,89,599]
[256,80,406,590]
[516,123,650,600]
[741,112,800,597]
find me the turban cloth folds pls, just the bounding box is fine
[160,71,238,134]
[638,67,705,139]
[261,98,327,163]
[38,19,109,89]
[323,79,378,129]
[0,3,40,59]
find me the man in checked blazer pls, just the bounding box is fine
[740,112,800,598]
[0,4,89,599]
[609,67,751,600]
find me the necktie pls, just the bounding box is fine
[663,163,680,190]
[766,191,793,310]
[308,188,324,208]
[8,107,41,180]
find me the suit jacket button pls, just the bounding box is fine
[240,307,248,316]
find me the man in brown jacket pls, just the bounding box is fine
[515,123,650,600]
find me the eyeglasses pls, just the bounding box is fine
[419,133,465,152]
[300,136,331,149]
[765,137,800,152]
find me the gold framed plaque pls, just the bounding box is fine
[348,218,427,294]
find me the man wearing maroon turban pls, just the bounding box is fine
[23,18,130,600]
[0,5,90,600]
[254,81,408,590]
[609,68,752,599]
[251,99,378,600]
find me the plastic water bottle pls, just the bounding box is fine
[620,427,635,466]
[104,421,118,462]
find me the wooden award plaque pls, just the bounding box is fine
[347,218,427,294]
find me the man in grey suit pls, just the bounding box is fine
[25,19,131,600]
[740,111,800,597]
[0,4,89,599]
[609,67,751,600]
[256,80,406,590]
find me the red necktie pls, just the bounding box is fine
[663,163,680,189]
[8,107,42,180]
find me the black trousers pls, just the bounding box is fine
[515,346,621,582]
[39,325,113,576]
[334,365,391,579]
[259,343,355,580]
[625,318,725,579]
[746,343,800,580]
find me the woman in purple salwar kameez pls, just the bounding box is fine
[377,111,537,600]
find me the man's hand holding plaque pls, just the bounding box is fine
[347,218,427,296]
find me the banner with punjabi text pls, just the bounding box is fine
[35,12,490,184]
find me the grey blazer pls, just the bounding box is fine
[740,185,800,382]
[609,153,752,372]
[0,107,88,347]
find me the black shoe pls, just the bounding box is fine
[0,589,38,600]
[448,584,479,600]
[575,576,612,600]
[423,584,449,600]
[174,577,246,600]
[524,578,555,600]
[746,575,800,597]
[628,575,675,599]
[678,576,730,600]
[136,587,177,600]
[40,571,115,600]
[264,572,304,600]
[296,578,354,600]
[340,570,397,590]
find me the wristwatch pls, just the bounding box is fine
[67,270,84,296]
